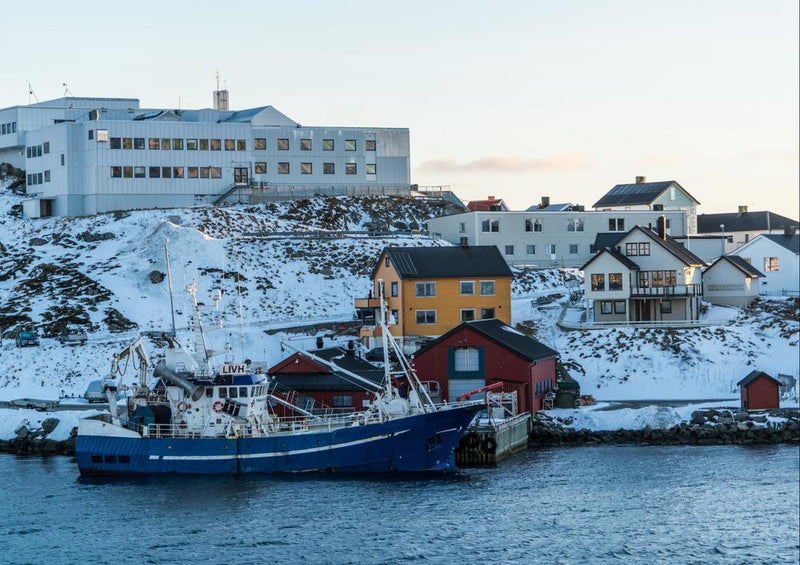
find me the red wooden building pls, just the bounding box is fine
[411,319,559,414]
[268,347,383,415]
[737,370,781,411]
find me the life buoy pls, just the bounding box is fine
[212,401,224,413]
[177,401,190,412]
[465,432,480,449]
[481,437,497,454]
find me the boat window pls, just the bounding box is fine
[91,455,102,463]
[229,387,238,399]
[104,455,117,464]
[219,387,227,399]
[240,387,248,397]
[205,388,212,398]
[119,455,130,464]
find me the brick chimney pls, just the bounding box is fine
[636,176,647,184]
[657,215,667,240]
[540,196,550,208]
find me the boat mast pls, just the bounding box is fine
[377,279,394,400]
[165,239,177,337]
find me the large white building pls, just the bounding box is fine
[0,95,410,217]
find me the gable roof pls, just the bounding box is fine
[737,370,781,387]
[592,232,625,251]
[414,319,558,362]
[697,211,799,234]
[580,246,640,271]
[269,347,384,391]
[704,255,765,278]
[630,226,706,266]
[525,203,575,211]
[373,245,512,280]
[593,180,700,208]
[467,198,508,211]
[761,234,800,255]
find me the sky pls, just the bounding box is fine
[2,0,798,218]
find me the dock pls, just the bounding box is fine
[455,412,531,467]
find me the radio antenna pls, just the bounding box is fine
[27,81,40,103]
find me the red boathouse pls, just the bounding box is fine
[411,319,559,414]
[737,370,781,411]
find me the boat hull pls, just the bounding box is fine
[76,406,478,476]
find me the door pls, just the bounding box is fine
[233,167,249,187]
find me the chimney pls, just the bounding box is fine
[636,176,647,184]
[315,336,324,349]
[784,225,796,236]
[738,205,748,216]
[540,196,550,208]
[658,215,667,240]
[487,195,496,201]
[460,236,469,247]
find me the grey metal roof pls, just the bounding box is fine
[592,232,624,250]
[705,255,765,278]
[221,106,270,123]
[761,234,800,254]
[593,180,700,208]
[737,370,781,387]
[414,319,558,362]
[374,246,512,280]
[697,211,799,234]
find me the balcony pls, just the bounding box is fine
[629,284,702,298]
[354,297,382,309]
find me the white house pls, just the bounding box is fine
[697,207,799,253]
[1,94,410,218]
[702,255,764,308]
[581,222,705,323]
[731,232,800,296]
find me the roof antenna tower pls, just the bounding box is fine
[27,81,40,104]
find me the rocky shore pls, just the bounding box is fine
[0,419,77,455]
[531,408,800,446]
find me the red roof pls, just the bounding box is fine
[467,196,508,211]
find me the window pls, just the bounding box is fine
[569,244,578,254]
[479,281,495,295]
[160,138,170,150]
[385,257,390,267]
[36,172,42,184]
[1,124,5,135]
[277,162,290,174]
[416,310,437,324]
[365,139,376,151]
[11,122,15,133]
[638,243,650,256]
[323,163,335,174]
[134,166,145,178]
[172,139,183,150]
[96,130,109,142]
[390,309,399,325]
[149,138,160,150]
[546,244,556,255]
[460,309,476,322]
[415,282,436,297]
[187,139,198,150]
[459,222,466,233]
[391,281,398,297]
[224,139,235,151]
[609,273,623,290]
[591,274,605,291]
[43,141,50,154]
[162,167,172,178]
[123,166,133,178]
[229,387,238,399]
[236,139,246,151]
[614,301,626,314]
[110,166,122,178]
[345,163,357,175]
[134,138,145,150]
[323,139,334,151]
[625,243,638,256]
[199,139,209,150]
[254,138,266,151]
[366,163,376,175]
[210,167,222,179]
[300,162,312,174]
[481,219,499,232]
[333,395,353,408]
[36,145,42,156]
[239,386,248,398]
[122,138,133,150]
[210,139,221,151]
[255,162,267,174]
[609,218,625,231]
[60,154,65,166]
[200,167,210,178]
[649,270,677,287]
[173,167,184,178]
[661,300,672,314]
[110,137,121,149]
[527,245,536,255]
[219,387,228,398]
[300,138,312,150]
[638,271,650,287]
[600,301,613,314]
[149,166,161,178]
[505,245,514,255]
[44,170,50,182]
[480,307,495,319]
[454,347,480,371]
[277,138,289,150]
[460,281,475,295]
[567,218,584,232]
[345,139,356,151]
[764,257,779,272]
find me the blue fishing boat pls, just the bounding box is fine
[76,279,479,476]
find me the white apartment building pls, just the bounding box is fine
[426,209,687,268]
[0,95,410,217]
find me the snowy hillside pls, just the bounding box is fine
[0,175,798,403]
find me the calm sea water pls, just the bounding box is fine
[1,445,797,565]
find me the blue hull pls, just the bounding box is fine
[76,406,478,476]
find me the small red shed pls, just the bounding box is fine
[737,370,781,411]
[411,319,559,414]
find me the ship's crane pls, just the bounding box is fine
[101,338,149,424]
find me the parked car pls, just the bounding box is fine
[15,330,40,347]
[56,331,88,346]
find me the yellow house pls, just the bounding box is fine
[355,245,512,350]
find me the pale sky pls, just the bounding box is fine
[2,0,798,218]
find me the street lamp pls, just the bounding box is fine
[720,224,726,254]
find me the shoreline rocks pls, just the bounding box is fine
[531,408,800,446]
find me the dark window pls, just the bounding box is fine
[210,139,221,151]
[110,166,122,178]
[301,162,312,174]
[110,137,121,149]
[600,301,612,314]
[88,130,94,140]
[224,139,235,151]
[200,167,210,178]
[229,387,238,399]
[365,139,376,151]
[345,163,357,175]
[210,167,222,179]
[461,309,476,322]
[323,162,335,174]
[415,310,436,324]
[91,455,103,463]
[236,139,246,151]
[254,138,266,150]
[391,281,398,297]
[173,167,184,178]
[122,138,133,150]
[591,274,605,291]
[199,139,209,150]
[44,170,50,182]
[345,139,356,151]
[505,245,514,255]
[300,138,312,150]
[481,219,500,232]
[219,387,227,398]
[161,167,172,178]
[133,138,145,150]
[277,138,289,150]
[323,139,334,151]
[569,244,578,254]
[119,455,131,464]
[104,455,117,464]
[614,301,626,314]
[661,300,672,314]
[149,166,160,178]
[123,166,133,178]
[278,162,289,174]
[333,395,353,407]
[187,139,198,150]
[609,273,623,290]
[161,138,171,150]
[61,154,65,166]
[415,282,436,297]
[239,387,248,397]
[188,167,199,179]
[172,139,183,150]
[480,307,495,320]
[255,162,267,174]
[43,141,50,154]
[149,138,160,150]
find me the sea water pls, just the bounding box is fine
[1,445,797,565]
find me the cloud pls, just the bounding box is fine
[416,154,589,174]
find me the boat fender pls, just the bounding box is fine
[212,401,224,413]
[465,432,480,449]
[481,437,497,454]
